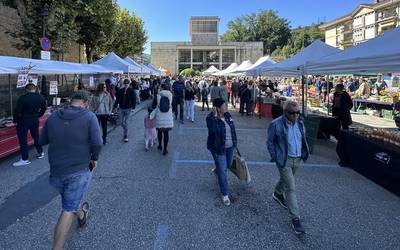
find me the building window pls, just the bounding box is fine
[222,49,235,63]
[192,20,217,33]
[205,50,219,63]
[178,50,191,63]
[192,50,203,63]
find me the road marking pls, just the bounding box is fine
[169,152,180,178]
[175,159,337,168]
[153,224,169,250]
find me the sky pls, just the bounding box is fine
[118,0,369,54]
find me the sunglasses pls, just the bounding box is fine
[287,111,301,115]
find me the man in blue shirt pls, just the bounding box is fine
[267,100,309,234]
[172,76,186,124]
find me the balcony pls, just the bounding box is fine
[377,9,398,22]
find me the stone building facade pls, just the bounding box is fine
[151,16,264,75]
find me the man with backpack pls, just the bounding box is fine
[172,76,185,124]
[114,79,136,142]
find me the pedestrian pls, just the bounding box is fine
[90,83,114,145]
[231,79,240,108]
[114,79,136,142]
[150,83,174,155]
[12,83,47,167]
[184,81,196,122]
[172,76,185,124]
[248,81,258,115]
[201,84,210,111]
[332,84,353,130]
[144,107,157,151]
[220,80,228,109]
[239,83,251,116]
[131,79,141,104]
[39,90,102,250]
[321,78,328,103]
[210,80,221,104]
[206,98,237,206]
[267,100,309,234]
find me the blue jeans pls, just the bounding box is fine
[212,147,234,196]
[50,170,92,212]
[16,119,42,160]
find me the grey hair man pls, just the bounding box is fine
[267,100,309,234]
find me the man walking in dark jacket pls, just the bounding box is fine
[114,79,136,142]
[13,83,47,167]
[39,91,102,250]
[172,76,185,124]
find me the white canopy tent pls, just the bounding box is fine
[213,63,239,76]
[231,60,253,73]
[260,40,341,76]
[93,52,141,74]
[0,65,18,75]
[306,27,400,74]
[124,56,152,74]
[242,56,276,76]
[0,55,120,75]
[202,65,220,75]
[146,64,161,76]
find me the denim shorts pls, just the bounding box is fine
[49,170,92,212]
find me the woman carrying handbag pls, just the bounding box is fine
[206,98,237,206]
[90,83,114,145]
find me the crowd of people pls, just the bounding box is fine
[13,72,395,248]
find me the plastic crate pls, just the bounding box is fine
[382,110,393,120]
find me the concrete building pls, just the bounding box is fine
[321,0,400,49]
[151,16,263,75]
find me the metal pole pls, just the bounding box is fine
[9,74,13,117]
[301,75,305,115]
[327,75,330,116]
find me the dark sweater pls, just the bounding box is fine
[39,106,102,176]
[114,87,136,109]
[14,92,46,123]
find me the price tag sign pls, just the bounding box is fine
[49,81,58,95]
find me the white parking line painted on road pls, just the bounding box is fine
[169,152,180,178]
[175,159,338,168]
[154,224,169,250]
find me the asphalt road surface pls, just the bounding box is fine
[1,102,399,250]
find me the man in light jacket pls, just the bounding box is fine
[267,100,309,235]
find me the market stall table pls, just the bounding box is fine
[337,130,400,196]
[353,98,393,112]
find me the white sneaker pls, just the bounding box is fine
[13,159,31,167]
[36,152,45,159]
[124,138,129,142]
[222,195,231,206]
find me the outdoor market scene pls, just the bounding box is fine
[0,0,399,249]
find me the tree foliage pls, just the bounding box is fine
[108,8,147,58]
[180,68,199,77]
[221,10,291,54]
[271,24,324,61]
[2,0,147,62]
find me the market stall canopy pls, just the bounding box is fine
[213,63,239,76]
[306,27,400,74]
[202,65,220,75]
[242,56,276,76]
[0,55,120,75]
[231,60,253,73]
[124,57,152,75]
[146,64,161,76]
[0,65,18,74]
[260,39,341,76]
[93,52,141,73]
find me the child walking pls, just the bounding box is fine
[144,107,157,151]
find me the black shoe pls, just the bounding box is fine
[292,218,306,234]
[78,202,89,228]
[180,120,184,124]
[272,192,287,209]
[163,149,168,155]
[157,145,162,151]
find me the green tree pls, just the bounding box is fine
[2,0,78,59]
[180,68,198,77]
[75,0,119,63]
[108,9,147,58]
[221,10,291,54]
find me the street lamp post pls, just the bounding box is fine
[41,4,49,37]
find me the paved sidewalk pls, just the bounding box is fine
[0,101,399,249]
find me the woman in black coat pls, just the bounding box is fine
[332,84,353,130]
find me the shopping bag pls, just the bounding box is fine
[229,148,251,183]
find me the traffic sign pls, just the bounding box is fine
[41,50,51,60]
[40,36,52,51]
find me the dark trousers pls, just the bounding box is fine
[240,100,250,115]
[16,119,42,160]
[202,97,209,111]
[174,98,184,121]
[157,129,169,150]
[97,115,108,143]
